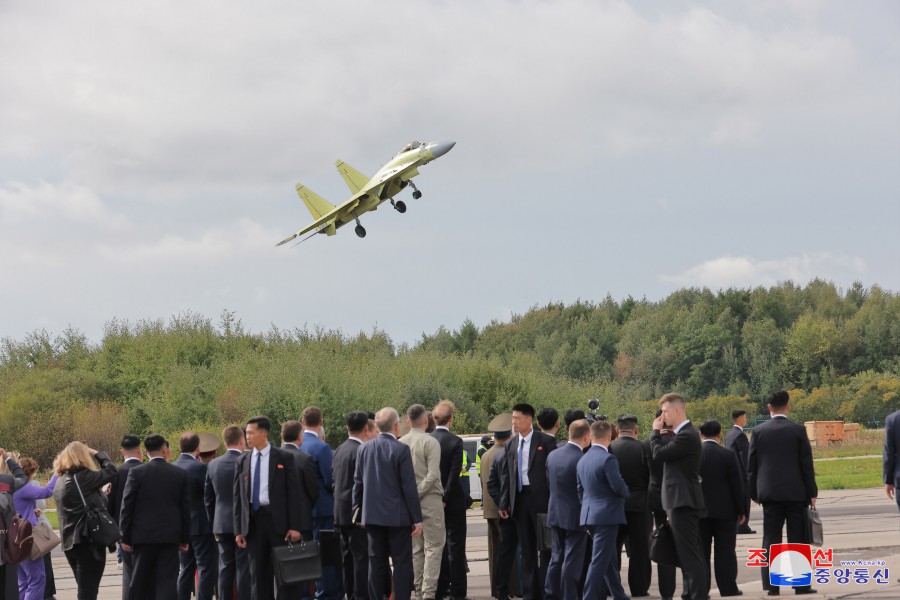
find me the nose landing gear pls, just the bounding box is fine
[409,180,423,200]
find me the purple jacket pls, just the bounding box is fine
[13,474,58,526]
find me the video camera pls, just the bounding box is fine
[584,399,608,425]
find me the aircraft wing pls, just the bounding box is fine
[276,197,362,246]
[361,159,421,194]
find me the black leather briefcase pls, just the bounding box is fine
[272,541,322,586]
[649,522,681,567]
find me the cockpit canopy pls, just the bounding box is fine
[398,141,423,153]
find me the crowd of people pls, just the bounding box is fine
[0,389,847,600]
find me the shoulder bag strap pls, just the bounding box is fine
[72,473,89,509]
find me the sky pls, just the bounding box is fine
[1,0,898,347]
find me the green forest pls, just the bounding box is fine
[1,280,898,466]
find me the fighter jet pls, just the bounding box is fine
[276,140,456,245]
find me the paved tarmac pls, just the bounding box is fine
[46,487,900,599]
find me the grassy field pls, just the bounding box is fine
[815,457,883,490]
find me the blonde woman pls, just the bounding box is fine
[52,442,117,600]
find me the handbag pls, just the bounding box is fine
[272,540,322,586]
[0,509,34,565]
[30,521,61,560]
[73,474,120,547]
[807,506,824,547]
[649,522,680,567]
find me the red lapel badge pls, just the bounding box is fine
[276,464,284,469]
[537,446,543,451]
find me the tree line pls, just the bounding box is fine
[0,280,897,466]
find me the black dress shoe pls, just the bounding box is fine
[794,589,817,595]
[767,590,780,596]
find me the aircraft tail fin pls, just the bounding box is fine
[335,160,370,194]
[295,184,336,220]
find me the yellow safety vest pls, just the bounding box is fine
[460,449,469,477]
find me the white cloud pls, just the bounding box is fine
[0,180,130,229]
[660,253,868,289]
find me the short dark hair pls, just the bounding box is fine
[247,416,271,431]
[537,408,559,431]
[144,434,167,453]
[366,411,376,420]
[302,406,323,428]
[281,420,302,443]
[120,435,141,450]
[732,409,746,420]
[222,425,244,446]
[616,414,639,431]
[767,390,789,408]
[591,420,612,439]
[425,411,435,433]
[346,411,369,433]
[495,430,512,440]
[407,404,427,425]
[179,432,200,454]
[699,420,722,437]
[564,408,586,428]
[512,403,535,418]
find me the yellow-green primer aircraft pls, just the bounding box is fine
[276,140,456,245]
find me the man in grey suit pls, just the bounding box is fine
[725,410,755,534]
[577,420,630,600]
[884,409,900,513]
[205,425,250,600]
[353,407,423,600]
[402,404,446,600]
[544,419,591,600]
[651,393,709,600]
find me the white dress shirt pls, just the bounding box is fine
[591,442,609,452]
[519,429,534,486]
[250,444,271,507]
[674,419,691,434]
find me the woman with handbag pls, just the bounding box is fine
[52,442,117,600]
[13,456,58,600]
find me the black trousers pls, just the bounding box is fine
[436,508,467,598]
[340,525,369,600]
[218,535,252,600]
[514,487,549,600]
[366,524,414,600]
[668,507,709,600]
[652,510,676,599]
[44,551,57,596]
[247,508,295,600]
[178,534,217,600]
[700,517,740,596]
[760,502,811,592]
[121,543,134,600]
[65,543,108,600]
[737,479,753,533]
[616,509,652,596]
[495,517,520,598]
[129,543,179,600]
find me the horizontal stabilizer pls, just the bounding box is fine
[335,160,370,194]
[296,184,335,220]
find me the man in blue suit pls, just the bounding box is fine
[205,425,251,600]
[884,409,900,513]
[353,407,423,600]
[300,406,342,600]
[577,419,630,600]
[174,432,216,600]
[544,419,592,600]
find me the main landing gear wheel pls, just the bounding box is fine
[395,200,407,213]
[355,225,366,238]
[412,190,422,200]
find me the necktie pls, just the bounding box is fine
[517,437,525,493]
[252,451,261,512]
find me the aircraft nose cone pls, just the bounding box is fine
[430,140,456,158]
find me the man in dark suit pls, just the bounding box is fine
[234,416,304,600]
[748,391,818,596]
[577,419,630,600]
[353,407,423,600]
[698,420,745,597]
[610,413,652,597]
[650,393,708,600]
[544,419,591,600]
[205,425,250,600]
[646,410,676,600]
[174,432,217,600]
[332,412,372,600]
[498,402,558,600]
[725,410,755,535]
[280,419,320,538]
[430,400,469,600]
[120,435,191,600]
[883,409,900,513]
[300,406,342,600]
[108,435,143,600]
